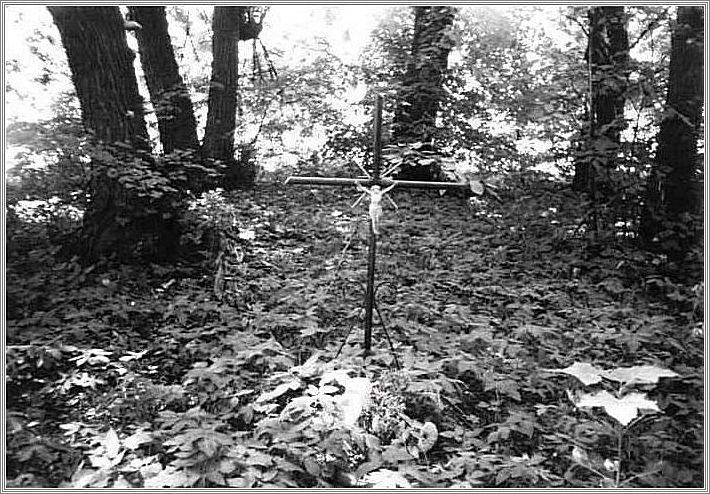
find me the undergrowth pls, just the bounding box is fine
[5,180,703,488]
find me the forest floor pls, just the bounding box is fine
[5,179,704,488]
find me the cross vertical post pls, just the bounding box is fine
[363,94,383,353]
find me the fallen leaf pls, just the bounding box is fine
[256,378,301,403]
[418,421,438,453]
[575,390,660,426]
[543,362,604,386]
[602,365,679,385]
[363,469,411,488]
[123,431,153,450]
[104,428,121,458]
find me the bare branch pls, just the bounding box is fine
[565,15,589,37]
[629,21,658,49]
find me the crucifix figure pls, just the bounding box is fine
[355,182,396,235]
[285,94,470,355]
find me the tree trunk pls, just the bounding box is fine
[48,6,179,261]
[393,6,455,180]
[48,7,150,150]
[128,6,200,155]
[573,6,629,194]
[640,6,703,256]
[203,6,254,187]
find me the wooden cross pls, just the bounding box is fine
[285,95,469,355]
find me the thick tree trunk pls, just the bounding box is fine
[48,6,179,261]
[203,7,255,187]
[640,6,704,256]
[48,7,150,150]
[393,6,455,180]
[573,6,629,194]
[128,6,200,155]
[203,7,239,163]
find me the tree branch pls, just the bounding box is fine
[566,15,589,37]
[629,21,658,49]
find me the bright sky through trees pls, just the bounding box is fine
[4,5,610,176]
[4,5,574,122]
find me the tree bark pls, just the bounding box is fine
[573,6,629,194]
[393,6,455,180]
[640,6,704,255]
[203,7,239,163]
[202,7,255,187]
[48,6,179,261]
[48,7,150,150]
[128,6,200,155]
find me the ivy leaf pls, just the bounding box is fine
[601,365,679,385]
[469,179,485,196]
[205,470,225,485]
[362,469,411,488]
[143,466,194,488]
[496,468,511,485]
[245,451,273,468]
[382,443,415,463]
[291,352,323,378]
[417,421,438,453]
[112,475,132,488]
[139,462,163,478]
[320,369,353,387]
[89,454,113,469]
[303,456,321,477]
[571,445,590,466]
[226,476,252,488]
[68,468,110,488]
[574,390,660,426]
[118,350,148,362]
[279,395,314,419]
[256,378,301,403]
[59,422,82,435]
[103,428,121,459]
[355,458,383,479]
[543,362,604,385]
[17,443,55,463]
[123,431,153,450]
[319,384,340,395]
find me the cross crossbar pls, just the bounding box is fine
[285,94,470,355]
[285,176,470,190]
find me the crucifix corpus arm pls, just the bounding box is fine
[381,182,396,194]
[355,182,369,194]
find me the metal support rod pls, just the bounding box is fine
[363,220,376,354]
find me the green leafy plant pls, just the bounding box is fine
[545,362,679,487]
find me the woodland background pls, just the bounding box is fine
[4,5,705,488]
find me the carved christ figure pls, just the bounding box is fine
[356,183,396,235]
